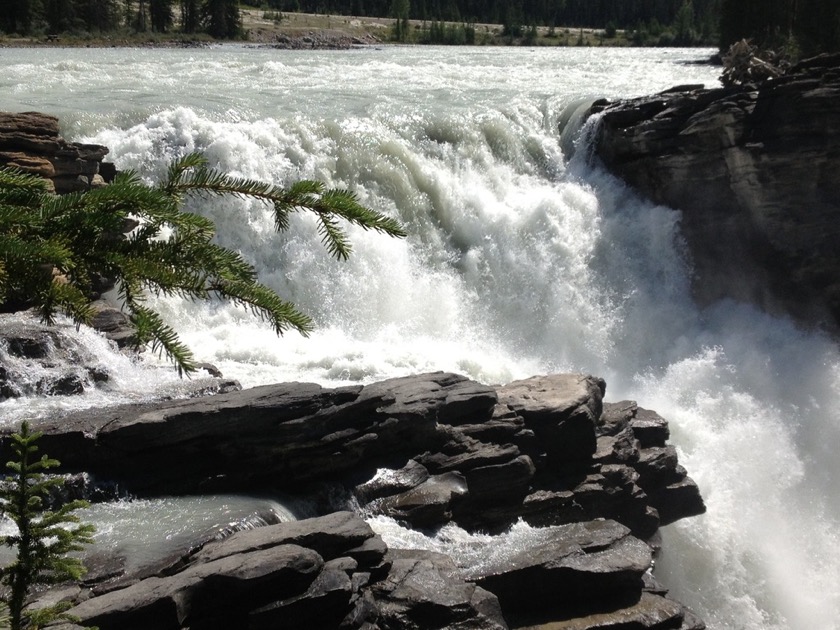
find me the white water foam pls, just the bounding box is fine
[1,46,837,629]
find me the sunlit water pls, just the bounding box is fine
[1,45,838,629]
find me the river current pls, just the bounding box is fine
[1,45,838,629]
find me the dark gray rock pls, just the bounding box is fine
[22,372,496,495]
[354,459,431,504]
[373,549,508,630]
[374,472,468,528]
[66,513,387,630]
[249,564,354,629]
[498,374,605,474]
[17,368,707,630]
[38,372,85,396]
[469,519,652,625]
[90,303,137,348]
[589,54,840,333]
[70,544,324,630]
[531,592,701,629]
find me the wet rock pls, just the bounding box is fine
[6,332,52,359]
[71,544,324,630]
[354,459,431,504]
[498,374,605,474]
[530,592,702,629]
[18,370,708,629]
[38,372,85,396]
[589,54,840,333]
[374,549,508,630]
[27,372,495,495]
[470,519,652,625]
[60,512,502,630]
[375,472,468,528]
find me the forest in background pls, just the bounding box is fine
[1,0,838,55]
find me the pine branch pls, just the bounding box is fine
[1,154,407,376]
[130,305,198,376]
[211,277,314,336]
[37,279,96,327]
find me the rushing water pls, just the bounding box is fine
[1,45,838,629]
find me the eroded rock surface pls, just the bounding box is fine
[588,53,840,332]
[4,371,705,629]
[0,111,115,193]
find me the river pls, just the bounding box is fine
[1,44,838,629]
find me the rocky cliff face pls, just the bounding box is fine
[589,53,840,333]
[0,111,115,193]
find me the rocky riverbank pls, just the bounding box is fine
[587,52,840,334]
[0,318,706,629]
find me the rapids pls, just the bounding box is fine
[1,45,838,629]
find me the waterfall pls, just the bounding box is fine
[1,45,837,629]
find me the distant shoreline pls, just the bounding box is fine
[0,10,650,50]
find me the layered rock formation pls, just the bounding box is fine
[0,111,115,193]
[0,330,706,629]
[46,512,705,630]
[24,372,704,541]
[588,53,840,332]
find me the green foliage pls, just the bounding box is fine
[203,0,242,38]
[0,154,406,376]
[0,421,95,630]
[149,0,175,32]
[719,0,839,55]
[419,19,474,44]
[6,0,726,46]
[389,0,410,41]
[262,9,283,22]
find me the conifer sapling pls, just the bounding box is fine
[0,422,95,630]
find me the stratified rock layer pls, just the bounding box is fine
[589,53,840,332]
[0,111,115,193]
[5,368,705,630]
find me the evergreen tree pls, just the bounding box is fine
[795,0,840,55]
[0,422,95,630]
[180,0,201,32]
[150,0,174,31]
[674,0,695,44]
[203,0,242,38]
[74,0,120,31]
[0,155,406,376]
[42,0,75,33]
[389,0,410,41]
[1,0,33,34]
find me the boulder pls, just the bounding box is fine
[469,520,652,625]
[24,372,496,495]
[588,54,840,332]
[498,374,605,474]
[2,366,704,538]
[61,512,511,630]
[373,549,508,630]
[0,316,237,402]
[375,472,468,528]
[524,592,703,629]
